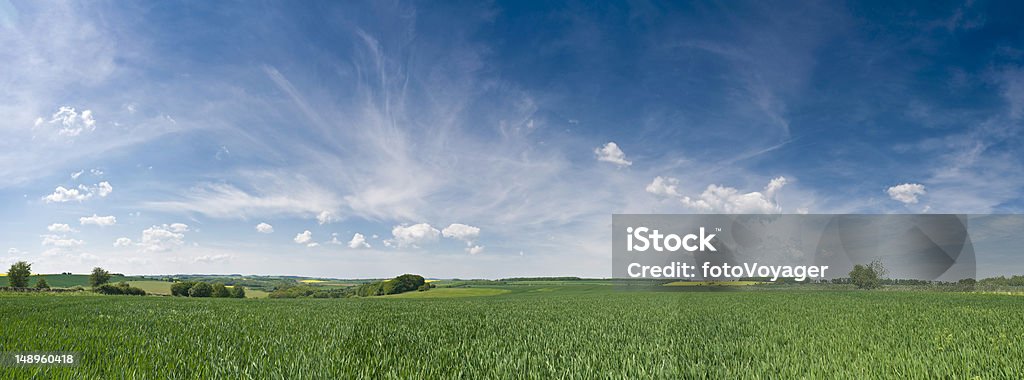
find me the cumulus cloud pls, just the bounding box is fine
[139,224,188,252]
[113,237,132,247]
[43,186,90,203]
[441,223,481,245]
[645,176,681,197]
[317,210,338,225]
[42,182,113,203]
[255,222,274,233]
[71,170,83,180]
[680,177,788,214]
[40,106,96,137]
[347,233,371,249]
[594,142,632,167]
[466,245,484,254]
[47,223,74,233]
[80,214,116,227]
[94,181,113,197]
[390,223,440,248]
[886,183,927,204]
[294,230,313,245]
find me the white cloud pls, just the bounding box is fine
[306,242,320,248]
[390,223,440,248]
[169,223,189,233]
[317,210,338,225]
[42,181,112,203]
[442,223,481,245]
[71,170,83,180]
[80,214,116,227]
[113,237,132,247]
[139,224,187,252]
[347,233,371,249]
[43,186,90,203]
[680,177,788,214]
[466,245,484,255]
[594,142,632,167]
[193,254,231,263]
[294,230,313,245]
[142,177,343,220]
[886,183,926,204]
[255,222,274,233]
[94,181,113,197]
[41,106,97,137]
[645,176,681,197]
[41,234,84,249]
[47,223,74,233]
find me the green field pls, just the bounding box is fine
[13,274,150,288]
[2,286,1023,378]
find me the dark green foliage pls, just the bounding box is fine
[212,283,231,298]
[35,277,50,289]
[7,261,31,288]
[189,282,213,297]
[94,282,146,296]
[90,267,112,288]
[850,259,886,289]
[230,286,246,298]
[171,281,196,296]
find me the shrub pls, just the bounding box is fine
[189,282,213,297]
[230,286,246,299]
[95,282,146,296]
[35,277,50,289]
[171,281,196,297]
[212,283,231,298]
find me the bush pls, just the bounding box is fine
[171,281,196,296]
[95,282,146,296]
[230,286,246,299]
[7,261,31,288]
[90,267,112,288]
[35,277,50,289]
[212,283,231,298]
[189,282,213,297]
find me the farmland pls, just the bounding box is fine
[2,285,1023,378]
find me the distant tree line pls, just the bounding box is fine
[170,281,246,298]
[269,274,432,299]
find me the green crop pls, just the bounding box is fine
[1,288,1022,379]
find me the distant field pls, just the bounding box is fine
[663,280,765,287]
[2,287,1023,378]
[385,288,511,298]
[7,274,150,288]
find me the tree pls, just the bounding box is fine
[171,281,196,296]
[230,286,246,299]
[211,283,231,298]
[850,259,886,289]
[189,282,213,297]
[35,277,50,289]
[90,267,112,288]
[7,261,31,288]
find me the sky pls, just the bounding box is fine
[1,0,1022,278]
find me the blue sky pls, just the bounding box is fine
[1,0,1022,278]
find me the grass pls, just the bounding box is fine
[1,287,1022,378]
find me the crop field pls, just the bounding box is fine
[2,287,1023,378]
